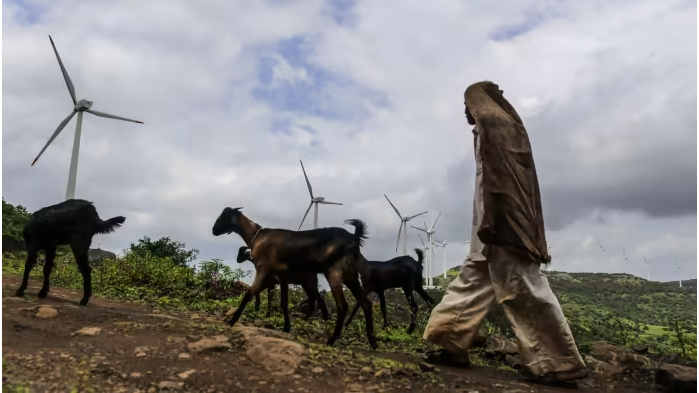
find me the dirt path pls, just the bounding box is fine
[2,276,654,392]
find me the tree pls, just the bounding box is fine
[128,236,199,268]
[2,198,31,240]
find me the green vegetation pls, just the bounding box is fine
[2,197,31,241]
[2,198,696,362]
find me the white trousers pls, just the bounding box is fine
[423,245,586,377]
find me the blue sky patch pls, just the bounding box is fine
[252,35,390,122]
[5,0,44,25]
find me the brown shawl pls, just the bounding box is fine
[465,81,550,264]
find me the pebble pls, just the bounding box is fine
[312,366,324,374]
[178,369,196,380]
[178,353,191,359]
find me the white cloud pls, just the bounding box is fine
[2,0,695,286]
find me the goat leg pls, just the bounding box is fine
[344,299,362,327]
[414,285,435,309]
[403,286,419,334]
[37,247,56,298]
[326,275,349,347]
[378,291,389,329]
[16,247,38,297]
[267,285,273,318]
[299,283,317,321]
[279,277,291,333]
[228,269,269,327]
[317,293,330,321]
[344,276,378,350]
[255,293,261,312]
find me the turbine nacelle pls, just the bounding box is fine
[75,99,93,111]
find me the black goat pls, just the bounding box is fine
[212,207,377,349]
[236,246,329,321]
[345,248,434,333]
[16,199,125,306]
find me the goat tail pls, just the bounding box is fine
[97,216,126,234]
[413,248,424,265]
[344,219,368,247]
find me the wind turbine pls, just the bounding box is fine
[676,261,682,288]
[623,246,629,260]
[433,239,450,278]
[32,36,144,200]
[411,212,442,287]
[462,226,471,246]
[597,241,607,252]
[384,194,427,255]
[417,233,435,285]
[297,160,343,230]
[642,256,650,281]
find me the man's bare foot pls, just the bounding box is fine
[422,349,470,368]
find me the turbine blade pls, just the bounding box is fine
[300,160,313,199]
[429,212,442,231]
[419,233,426,248]
[383,194,403,219]
[395,222,403,253]
[320,201,343,205]
[86,109,143,124]
[49,36,77,105]
[411,225,427,232]
[31,110,77,166]
[298,202,313,231]
[407,211,428,220]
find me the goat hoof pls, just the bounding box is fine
[15,289,25,297]
[37,290,48,299]
[369,338,379,350]
[79,299,89,307]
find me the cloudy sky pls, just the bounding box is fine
[3,0,696,285]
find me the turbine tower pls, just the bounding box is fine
[411,212,441,287]
[297,160,343,230]
[461,226,471,247]
[676,261,682,288]
[642,256,650,281]
[384,194,427,255]
[433,239,450,278]
[32,36,144,200]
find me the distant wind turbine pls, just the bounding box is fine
[384,194,427,256]
[297,160,343,230]
[32,36,144,200]
[676,261,682,288]
[432,239,450,278]
[643,256,651,281]
[411,213,442,287]
[623,246,629,260]
[462,226,471,246]
[597,241,606,252]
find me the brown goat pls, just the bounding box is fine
[236,246,329,321]
[212,207,377,349]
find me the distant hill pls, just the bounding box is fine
[662,279,697,288]
[434,267,697,327]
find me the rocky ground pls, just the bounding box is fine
[2,275,695,392]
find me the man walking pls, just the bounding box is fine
[423,81,588,385]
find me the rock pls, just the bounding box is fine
[312,367,324,374]
[584,355,621,377]
[35,305,59,319]
[72,327,102,336]
[230,326,308,376]
[360,366,372,373]
[655,363,697,393]
[589,342,650,371]
[130,372,142,378]
[158,381,184,390]
[187,335,232,353]
[178,369,196,380]
[484,336,518,358]
[505,354,522,370]
[419,362,436,372]
[632,345,649,355]
[224,307,238,319]
[177,353,191,360]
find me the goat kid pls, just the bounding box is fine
[236,246,329,321]
[212,207,377,349]
[16,199,125,306]
[345,248,435,334]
